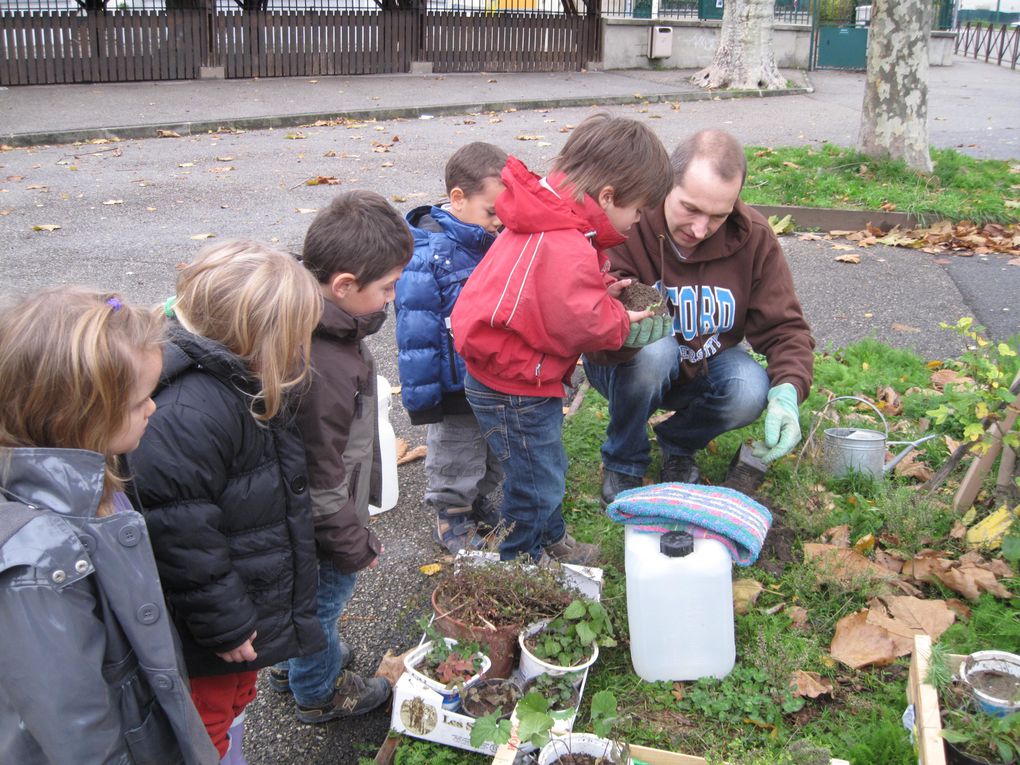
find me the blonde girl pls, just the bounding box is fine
[126,240,324,763]
[0,288,218,765]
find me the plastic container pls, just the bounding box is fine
[403,637,491,712]
[518,619,599,683]
[538,733,628,765]
[959,650,1020,717]
[369,374,399,515]
[625,527,735,682]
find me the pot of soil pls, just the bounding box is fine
[403,637,491,712]
[431,562,576,679]
[959,651,1020,717]
[523,672,581,735]
[460,678,523,721]
[538,733,629,765]
[944,739,1008,765]
[519,619,599,683]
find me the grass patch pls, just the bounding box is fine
[396,328,1019,764]
[742,144,1020,224]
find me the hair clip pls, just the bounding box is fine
[163,296,176,318]
[106,297,123,312]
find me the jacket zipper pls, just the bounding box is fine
[445,317,459,384]
[534,354,545,385]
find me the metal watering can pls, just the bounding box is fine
[821,396,938,479]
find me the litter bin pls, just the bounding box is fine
[698,0,723,19]
[648,26,673,58]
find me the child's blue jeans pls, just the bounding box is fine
[275,560,356,706]
[464,373,567,562]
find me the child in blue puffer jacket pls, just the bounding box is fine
[395,142,507,554]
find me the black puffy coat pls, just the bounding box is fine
[127,323,325,677]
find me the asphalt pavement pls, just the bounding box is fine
[0,56,1018,765]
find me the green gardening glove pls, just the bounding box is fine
[752,383,802,463]
[623,315,672,349]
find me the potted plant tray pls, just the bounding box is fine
[390,558,603,757]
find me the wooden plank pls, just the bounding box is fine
[0,18,12,86]
[40,14,56,85]
[954,374,1020,511]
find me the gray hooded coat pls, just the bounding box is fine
[0,447,218,765]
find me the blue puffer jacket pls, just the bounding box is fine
[395,205,496,425]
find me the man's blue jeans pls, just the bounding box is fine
[583,341,769,478]
[275,560,356,706]
[464,373,567,562]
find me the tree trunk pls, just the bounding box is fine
[858,0,934,173]
[691,0,785,90]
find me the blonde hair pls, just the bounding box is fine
[0,287,164,508]
[173,239,322,422]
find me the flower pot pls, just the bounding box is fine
[518,619,599,683]
[943,738,1005,765]
[538,733,629,765]
[959,651,1020,717]
[432,585,521,679]
[460,678,523,721]
[403,637,491,712]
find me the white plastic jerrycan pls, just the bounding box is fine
[625,526,735,682]
[369,375,399,516]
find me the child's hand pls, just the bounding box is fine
[606,278,633,299]
[626,309,653,326]
[369,544,384,568]
[217,631,258,663]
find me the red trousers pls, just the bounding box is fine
[189,671,258,758]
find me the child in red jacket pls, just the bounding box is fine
[450,113,673,564]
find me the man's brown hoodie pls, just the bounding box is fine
[587,199,815,402]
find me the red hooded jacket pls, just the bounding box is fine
[450,155,631,398]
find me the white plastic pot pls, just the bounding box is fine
[518,619,599,683]
[959,650,1020,717]
[538,733,629,765]
[403,637,491,712]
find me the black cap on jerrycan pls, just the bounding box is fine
[660,530,694,557]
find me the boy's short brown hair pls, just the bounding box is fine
[553,112,672,209]
[302,190,413,285]
[444,142,508,196]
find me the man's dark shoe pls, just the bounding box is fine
[268,641,355,693]
[600,468,643,507]
[469,494,501,530]
[660,454,701,484]
[295,670,391,724]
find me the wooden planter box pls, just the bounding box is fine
[907,634,966,765]
[493,742,850,764]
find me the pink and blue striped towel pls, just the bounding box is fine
[606,482,772,566]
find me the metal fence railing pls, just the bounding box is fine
[955,22,1020,70]
[599,0,814,24]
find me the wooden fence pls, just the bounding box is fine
[954,22,1020,70]
[0,9,601,85]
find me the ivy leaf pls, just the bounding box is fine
[1002,534,1020,565]
[469,713,509,748]
[575,621,596,645]
[587,601,607,621]
[564,600,586,620]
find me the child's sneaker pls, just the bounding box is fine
[433,506,486,554]
[469,495,501,530]
[295,670,391,724]
[544,532,601,566]
[268,641,355,693]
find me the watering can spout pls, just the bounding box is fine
[883,435,940,473]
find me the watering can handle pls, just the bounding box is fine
[816,395,890,439]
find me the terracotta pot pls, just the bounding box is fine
[431,585,521,679]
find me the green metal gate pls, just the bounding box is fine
[811,0,955,71]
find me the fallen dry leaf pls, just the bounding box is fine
[930,368,975,391]
[306,176,341,186]
[903,552,1013,600]
[893,451,933,482]
[789,670,833,698]
[208,166,234,174]
[395,438,408,462]
[835,253,861,264]
[419,563,443,576]
[156,129,181,138]
[830,609,906,668]
[397,444,427,466]
[787,606,809,629]
[733,578,764,615]
[285,132,306,140]
[102,199,123,206]
[374,647,415,686]
[390,385,402,395]
[876,385,903,415]
[295,208,317,215]
[515,134,544,141]
[803,543,898,586]
[820,525,851,548]
[890,322,921,334]
[31,224,61,232]
[216,155,235,162]
[190,233,215,240]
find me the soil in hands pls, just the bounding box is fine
[618,282,668,316]
[433,562,575,629]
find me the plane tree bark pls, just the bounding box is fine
[691,0,785,90]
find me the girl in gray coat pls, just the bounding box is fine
[0,288,218,765]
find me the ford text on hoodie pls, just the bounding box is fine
[587,199,814,401]
[450,155,632,398]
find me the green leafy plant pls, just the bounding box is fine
[468,690,576,750]
[525,672,581,711]
[526,598,616,668]
[942,708,1020,764]
[415,616,486,687]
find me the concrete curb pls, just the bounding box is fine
[751,204,933,232]
[2,85,812,148]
